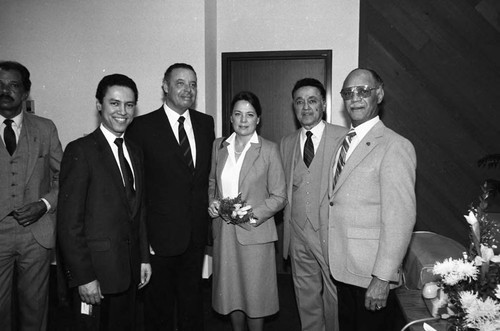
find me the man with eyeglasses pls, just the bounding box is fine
[280,78,347,331]
[0,61,63,330]
[327,68,416,331]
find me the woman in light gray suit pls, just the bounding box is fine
[208,91,287,331]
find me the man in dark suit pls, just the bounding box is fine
[0,61,63,331]
[57,74,151,330]
[126,63,215,331]
[328,68,416,331]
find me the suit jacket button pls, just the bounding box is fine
[329,202,334,206]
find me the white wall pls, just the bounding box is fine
[214,0,360,134]
[0,0,358,145]
[0,0,207,146]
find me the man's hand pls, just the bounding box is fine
[365,276,390,311]
[138,263,152,289]
[13,200,47,227]
[79,280,104,305]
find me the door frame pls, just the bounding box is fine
[221,50,332,136]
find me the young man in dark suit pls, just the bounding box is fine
[58,74,151,330]
[126,63,215,331]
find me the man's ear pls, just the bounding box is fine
[162,80,168,94]
[96,100,102,112]
[376,87,384,104]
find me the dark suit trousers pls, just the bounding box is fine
[144,242,205,331]
[72,282,137,331]
[0,216,50,331]
[335,280,398,331]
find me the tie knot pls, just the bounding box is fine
[306,131,313,138]
[4,119,13,127]
[178,116,185,124]
[114,138,124,148]
[347,129,356,138]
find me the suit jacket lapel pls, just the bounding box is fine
[286,131,301,209]
[320,125,338,201]
[93,129,130,210]
[126,139,142,217]
[333,121,385,194]
[238,139,261,189]
[22,113,41,186]
[216,141,229,197]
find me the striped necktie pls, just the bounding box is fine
[303,131,314,167]
[178,116,194,172]
[333,129,356,189]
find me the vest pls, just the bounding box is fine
[291,134,326,231]
[0,128,29,220]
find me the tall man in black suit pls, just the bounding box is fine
[57,74,151,330]
[127,63,215,331]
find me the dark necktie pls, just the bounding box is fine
[4,119,16,156]
[333,129,356,189]
[178,116,194,171]
[303,131,314,168]
[114,138,136,208]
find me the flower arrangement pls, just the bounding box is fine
[432,182,500,330]
[218,192,255,225]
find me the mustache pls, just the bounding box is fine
[0,94,14,101]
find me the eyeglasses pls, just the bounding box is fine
[340,85,379,101]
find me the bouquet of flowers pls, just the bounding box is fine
[432,182,500,330]
[218,192,255,225]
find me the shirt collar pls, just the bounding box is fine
[226,131,259,146]
[100,124,124,147]
[351,116,380,141]
[163,103,191,124]
[0,110,23,127]
[301,120,325,139]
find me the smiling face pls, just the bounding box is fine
[231,100,260,138]
[343,69,384,127]
[293,86,326,130]
[163,68,197,114]
[97,85,136,136]
[0,69,29,118]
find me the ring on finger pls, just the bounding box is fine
[375,304,382,310]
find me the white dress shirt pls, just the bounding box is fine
[299,120,325,157]
[100,124,135,188]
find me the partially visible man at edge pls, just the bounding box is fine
[0,61,63,331]
[126,63,215,331]
[328,68,416,331]
[280,78,347,331]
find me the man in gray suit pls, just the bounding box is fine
[0,61,63,330]
[280,78,347,331]
[328,68,416,331]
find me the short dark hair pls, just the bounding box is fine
[292,78,326,100]
[163,63,196,82]
[230,91,262,117]
[0,61,31,91]
[95,74,138,103]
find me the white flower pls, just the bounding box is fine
[463,296,500,330]
[495,285,500,300]
[464,210,479,225]
[433,258,478,286]
[480,244,495,262]
[459,291,478,310]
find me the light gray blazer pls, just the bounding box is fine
[328,121,417,289]
[208,135,287,245]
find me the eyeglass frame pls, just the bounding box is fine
[339,85,380,101]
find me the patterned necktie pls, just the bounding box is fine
[114,138,136,208]
[4,119,16,156]
[333,129,356,189]
[178,116,194,172]
[303,131,314,167]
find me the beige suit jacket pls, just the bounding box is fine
[209,135,287,245]
[0,111,63,248]
[328,121,416,288]
[280,122,347,259]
